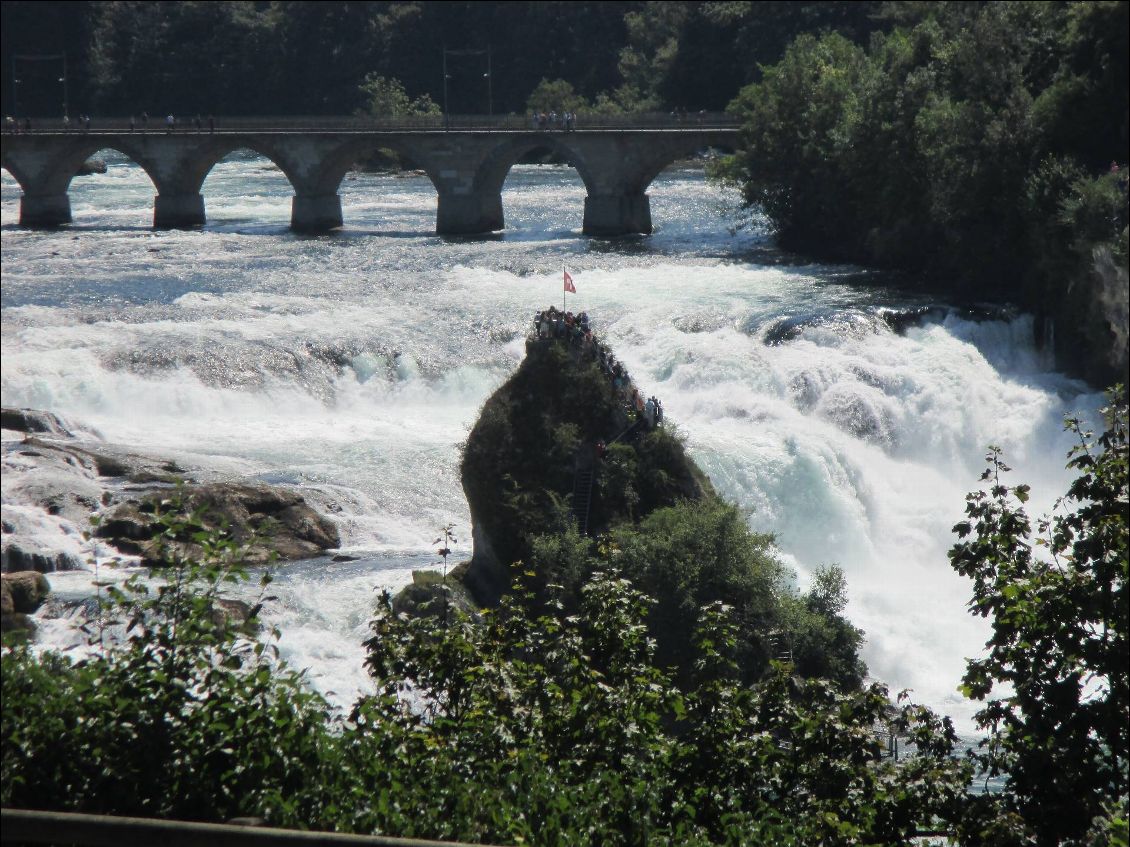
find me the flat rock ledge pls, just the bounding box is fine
[96,482,340,567]
[2,406,342,575]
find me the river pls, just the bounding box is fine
[0,149,1102,733]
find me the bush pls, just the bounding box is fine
[950,392,1129,846]
[348,568,968,845]
[1,500,336,824]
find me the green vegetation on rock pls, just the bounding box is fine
[461,333,710,603]
[460,326,863,690]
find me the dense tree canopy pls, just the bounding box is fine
[1,1,889,117]
[723,0,1129,384]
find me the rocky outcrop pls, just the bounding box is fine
[1,408,76,437]
[459,326,713,605]
[1,571,51,638]
[392,567,479,621]
[211,597,261,635]
[96,483,340,566]
[3,407,343,582]
[3,571,51,612]
[0,543,83,574]
[76,157,107,175]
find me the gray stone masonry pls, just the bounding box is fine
[1,128,736,236]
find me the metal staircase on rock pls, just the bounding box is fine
[571,465,595,536]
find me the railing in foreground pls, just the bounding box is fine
[0,808,955,845]
[0,809,496,847]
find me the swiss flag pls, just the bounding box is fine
[563,269,576,293]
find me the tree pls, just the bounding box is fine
[950,392,1129,846]
[525,77,588,115]
[356,73,439,118]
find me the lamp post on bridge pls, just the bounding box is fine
[11,53,68,120]
[60,53,68,122]
[11,58,19,119]
[442,46,493,130]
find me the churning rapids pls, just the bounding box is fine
[1,150,1102,733]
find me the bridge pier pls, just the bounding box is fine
[19,193,72,227]
[291,193,343,232]
[153,193,206,229]
[436,191,503,235]
[582,193,652,236]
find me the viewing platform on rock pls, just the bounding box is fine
[1,112,739,235]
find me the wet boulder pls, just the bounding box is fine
[392,568,479,621]
[211,597,261,636]
[2,571,51,613]
[1,407,75,437]
[1,541,83,573]
[76,157,107,175]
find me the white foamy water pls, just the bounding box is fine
[1,150,1101,728]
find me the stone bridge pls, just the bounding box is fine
[0,116,738,236]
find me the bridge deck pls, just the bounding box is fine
[5,111,739,134]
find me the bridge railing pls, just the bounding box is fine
[4,112,739,134]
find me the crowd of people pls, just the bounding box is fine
[529,110,577,131]
[532,306,663,432]
[3,112,218,134]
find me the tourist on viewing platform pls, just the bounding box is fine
[208,115,215,134]
[141,111,148,128]
[129,115,135,131]
[166,114,175,133]
[194,114,202,131]
[63,114,70,131]
[84,115,91,132]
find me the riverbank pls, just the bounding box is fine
[722,5,1128,390]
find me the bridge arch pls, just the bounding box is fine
[629,139,738,196]
[1,158,32,193]
[1,139,164,227]
[475,136,596,197]
[304,137,436,197]
[40,140,163,197]
[293,136,445,232]
[198,146,299,228]
[180,138,302,197]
